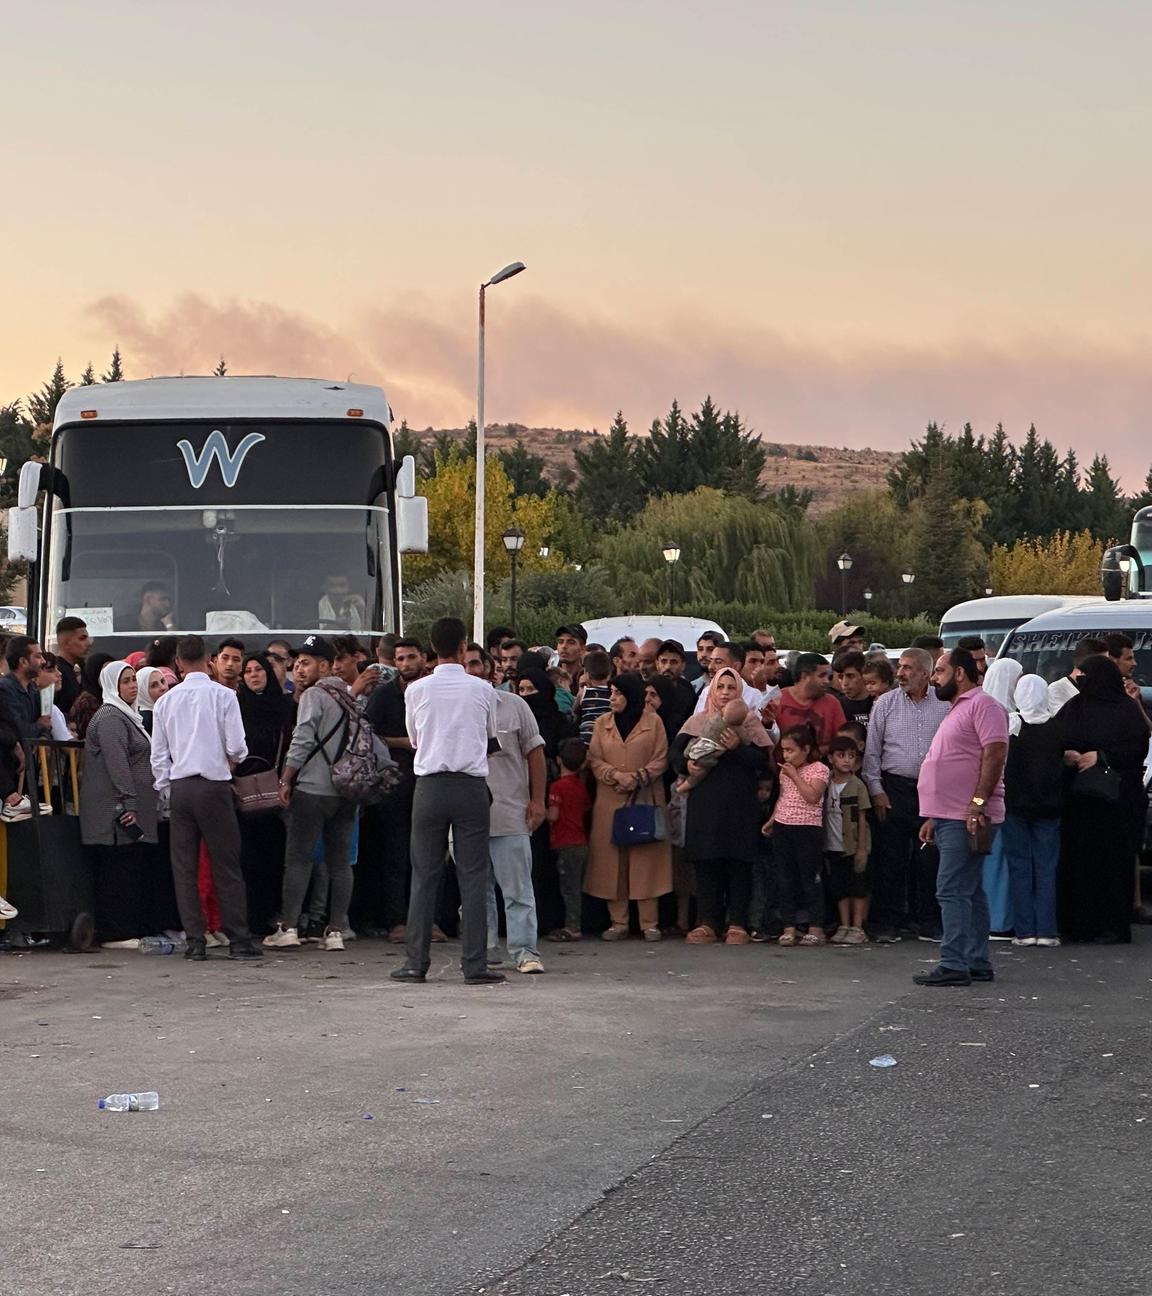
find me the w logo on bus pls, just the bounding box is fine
[177,430,266,489]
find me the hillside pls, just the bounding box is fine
[419,423,901,515]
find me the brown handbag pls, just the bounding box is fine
[232,740,283,815]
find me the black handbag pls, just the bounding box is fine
[1072,757,1121,803]
[611,784,667,847]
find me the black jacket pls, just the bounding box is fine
[1004,718,1065,819]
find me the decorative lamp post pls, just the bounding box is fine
[837,551,853,614]
[863,587,873,611]
[661,542,681,615]
[902,570,915,618]
[472,260,527,641]
[502,526,525,630]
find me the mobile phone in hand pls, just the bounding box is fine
[117,815,144,842]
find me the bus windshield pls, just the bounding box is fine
[940,623,1016,654]
[47,505,389,637]
[1000,628,1152,689]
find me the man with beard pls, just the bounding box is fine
[913,648,1008,987]
[655,640,697,729]
[554,624,588,692]
[363,637,446,943]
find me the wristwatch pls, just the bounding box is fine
[969,796,986,808]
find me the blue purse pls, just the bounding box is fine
[611,785,667,847]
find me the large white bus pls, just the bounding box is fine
[7,376,429,654]
[939,595,1095,656]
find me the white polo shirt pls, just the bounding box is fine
[405,663,496,778]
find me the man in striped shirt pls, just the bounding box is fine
[861,647,951,944]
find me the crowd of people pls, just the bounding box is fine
[0,610,1147,984]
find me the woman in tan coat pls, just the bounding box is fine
[585,673,672,941]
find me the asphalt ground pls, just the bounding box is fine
[2,932,1148,1296]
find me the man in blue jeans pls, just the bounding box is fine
[914,647,1009,987]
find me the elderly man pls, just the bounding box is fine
[914,648,1008,986]
[862,647,951,943]
[637,638,663,681]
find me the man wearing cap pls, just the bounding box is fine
[829,621,867,654]
[268,635,374,952]
[554,624,588,691]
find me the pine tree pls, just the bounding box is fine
[0,402,38,508]
[79,363,97,386]
[497,439,550,497]
[102,346,124,382]
[1130,464,1152,513]
[686,398,765,498]
[573,412,648,529]
[636,401,695,497]
[1053,450,1086,535]
[213,356,227,377]
[392,420,422,468]
[1082,454,1129,543]
[908,451,984,614]
[980,422,1018,545]
[1012,425,1062,537]
[27,359,72,427]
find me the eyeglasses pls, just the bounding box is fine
[267,652,289,664]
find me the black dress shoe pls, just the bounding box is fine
[464,970,507,985]
[913,966,971,987]
[389,967,427,983]
[184,938,207,961]
[969,968,995,982]
[228,943,264,960]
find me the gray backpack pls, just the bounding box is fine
[305,680,398,805]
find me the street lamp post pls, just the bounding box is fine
[837,551,853,614]
[503,526,525,630]
[661,542,681,615]
[473,260,527,642]
[902,570,915,618]
[863,587,873,614]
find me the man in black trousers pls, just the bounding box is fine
[390,617,504,986]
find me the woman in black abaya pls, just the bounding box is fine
[1057,655,1149,944]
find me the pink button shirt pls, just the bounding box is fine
[917,688,1009,824]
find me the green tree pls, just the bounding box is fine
[213,356,228,376]
[573,412,647,529]
[497,439,549,498]
[1012,424,1062,537]
[102,346,124,382]
[0,402,39,508]
[636,400,695,497]
[79,363,97,386]
[27,359,71,428]
[1081,454,1128,543]
[391,419,422,466]
[907,454,986,615]
[1130,464,1152,512]
[594,487,820,610]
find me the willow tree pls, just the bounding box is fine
[594,487,820,611]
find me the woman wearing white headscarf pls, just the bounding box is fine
[133,665,169,735]
[81,661,160,948]
[977,657,1023,934]
[1002,674,1063,946]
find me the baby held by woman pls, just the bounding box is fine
[675,697,751,793]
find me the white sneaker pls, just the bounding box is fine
[204,931,228,948]
[517,957,545,974]
[0,896,17,920]
[1012,937,1037,947]
[262,925,302,948]
[319,929,345,951]
[1035,937,1062,947]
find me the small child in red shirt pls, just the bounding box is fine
[546,738,591,942]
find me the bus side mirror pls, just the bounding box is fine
[16,461,43,510]
[1102,543,1142,601]
[397,496,428,554]
[397,455,417,499]
[7,507,38,561]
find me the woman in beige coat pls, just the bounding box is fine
[585,673,672,941]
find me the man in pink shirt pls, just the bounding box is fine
[914,648,1009,987]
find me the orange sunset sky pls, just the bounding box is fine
[5,2,1152,483]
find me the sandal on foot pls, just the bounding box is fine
[798,930,825,946]
[777,930,798,947]
[601,924,630,941]
[685,925,717,945]
[725,925,751,945]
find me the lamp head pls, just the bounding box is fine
[502,526,525,554]
[661,542,681,565]
[487,261,526,286]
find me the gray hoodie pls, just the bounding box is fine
[286,679,351,797]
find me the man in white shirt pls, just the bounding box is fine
[391,618,504,986]
[151,635,261,962]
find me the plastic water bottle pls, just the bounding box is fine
[137,936,183,955]
[98,1091,160,1112]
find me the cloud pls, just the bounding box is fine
[85,293,1152,487]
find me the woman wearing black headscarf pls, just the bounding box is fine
[516,667,572,760]
[68,651,114,740]
[584,673,672,940]
[1057,655,1150,943]
[236,653,293,935]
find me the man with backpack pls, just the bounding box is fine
[268,635,394,951]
